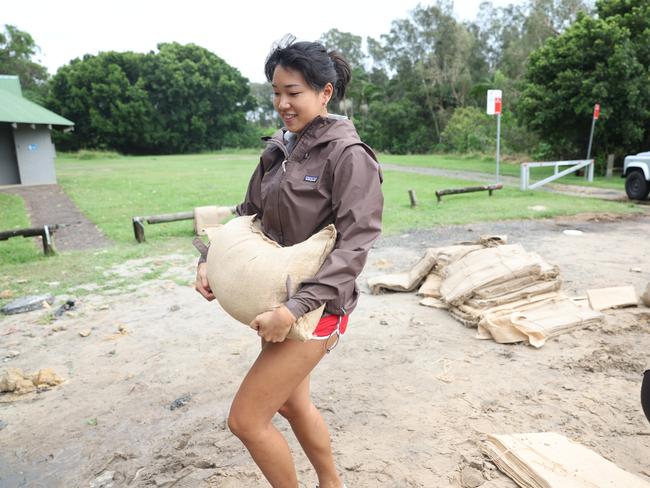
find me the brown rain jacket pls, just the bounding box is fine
[233,115,384,318]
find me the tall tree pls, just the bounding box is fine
[48,44,255,153]
[368,1,476,144]
[0,24,49,103]
[319,28,365,68]
[141,42,254,152]
[248,82,277,128]
[519,3,650,158]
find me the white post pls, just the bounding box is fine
[496,113,501,184]
[520,163,527,191]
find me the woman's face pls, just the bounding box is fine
[272,65,333,133]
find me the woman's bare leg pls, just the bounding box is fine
[278,374,342,488]
[228,338,337,487]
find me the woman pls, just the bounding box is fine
[195,37,383,488]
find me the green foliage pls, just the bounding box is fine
[361,99,436,154]
[47,43,254,154]
[440,106,538,154]
[441,107,494,153]
[0,24,49,103]
[519,4,650,158]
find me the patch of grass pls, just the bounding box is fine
[56,152,259,243]
[0,237,194,307]
[59,150,122,160]
[0,192,42,264]
[379,153,625,190]
[381,170,640,233]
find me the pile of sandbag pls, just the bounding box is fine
[482,432,650,488]
[368,237,604,347]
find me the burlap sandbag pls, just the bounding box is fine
[205,215,337,341]
[482,432,650,488]
[194,206,233,235]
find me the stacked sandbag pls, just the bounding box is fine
[482,432,650,488]
[368,239,604,347]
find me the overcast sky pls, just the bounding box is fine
[6,0,518,83]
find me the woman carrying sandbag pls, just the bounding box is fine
[194,36,383,488]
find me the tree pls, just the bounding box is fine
[0,24,49,103]
[319,28,365,68]
[48,51,161,153]
[47,43,255,153]
[367,2,477,144]
[248,82,277,128]
[141,42,254,152]
[519,5,650,159]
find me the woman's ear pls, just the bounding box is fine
[322,82,334,106]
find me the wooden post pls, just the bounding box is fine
[42,225,55,256]
[408,189,418,208]
[606,154,615,178]
[132,217,145,243]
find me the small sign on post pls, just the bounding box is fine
[586,103,600,164]
[487,90,503,183]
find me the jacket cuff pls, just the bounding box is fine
[193,237,210,264]
[284,298,310,319]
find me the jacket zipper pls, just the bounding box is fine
[265,138,290,243]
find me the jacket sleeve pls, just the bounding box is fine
[197,159,264,265]
[285,145,383,317]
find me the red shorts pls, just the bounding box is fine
[312,314,348,339]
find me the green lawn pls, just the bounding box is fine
[381,170,637,233]
[379,153,625,190]
[0,192,40,264]
[0,151,641,302]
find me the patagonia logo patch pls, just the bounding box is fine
[304,175,318,183]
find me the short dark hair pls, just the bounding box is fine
[264,35,351,101]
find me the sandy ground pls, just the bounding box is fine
[1,213,649,487]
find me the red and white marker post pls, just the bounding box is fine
[586,103,600,161]
[487,90,503,183]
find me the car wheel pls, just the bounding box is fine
[625,170,649,200]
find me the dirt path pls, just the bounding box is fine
[381,163,628,201]
[1,214,649,487]
[0,184,112,251]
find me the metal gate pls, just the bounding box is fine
[520,159,594,191]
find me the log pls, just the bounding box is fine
[436,184,503,203]
[0,224,59,241]
[146,211,193,224]
[0,225,58,256]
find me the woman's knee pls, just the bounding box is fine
[228,407,264,441]
[278,399,311,422]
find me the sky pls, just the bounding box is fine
[5,0,519,83]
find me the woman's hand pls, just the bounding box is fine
[195,263,215,301]
[250,306,296,342]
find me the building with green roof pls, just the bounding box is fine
[0,75,74,186]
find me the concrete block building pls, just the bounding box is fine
[0,75,74,186]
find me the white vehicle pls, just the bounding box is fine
[623,151,650,200]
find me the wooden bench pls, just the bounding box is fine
[435,184,503,203]
[132,211,194,243]
[0,224,59,255]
